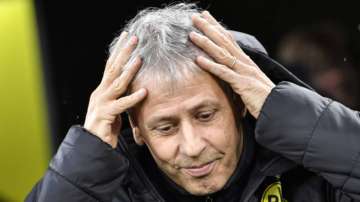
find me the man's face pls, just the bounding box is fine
[132,71,243,195]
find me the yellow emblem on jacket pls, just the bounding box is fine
[261,181,287,202]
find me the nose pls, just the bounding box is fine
[179,120,206,157]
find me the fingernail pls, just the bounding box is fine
[119,31,127,37]
[191,13,201,19]
[136,56,143,66]
[202,10,210,16]
[138,88,147,95]
[197,55,206,62]
[189,31,200,39]
[130,36,138,44]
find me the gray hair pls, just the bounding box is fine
[110,3,244,122]
[109,3,206,90]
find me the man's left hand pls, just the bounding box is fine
[190,11,275,119]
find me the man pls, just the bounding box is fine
[26,3,360,202]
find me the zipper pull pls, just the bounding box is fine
[205,196,213,202]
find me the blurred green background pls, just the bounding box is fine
[0,0,49,201]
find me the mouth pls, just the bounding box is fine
[182,160,217,178]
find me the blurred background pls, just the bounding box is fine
[0,0,359,201]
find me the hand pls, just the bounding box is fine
[84,32,147,148]
[189,11,275,119]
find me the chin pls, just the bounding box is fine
[184,177,225,196]
[188,188,218,196]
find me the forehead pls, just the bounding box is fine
[132,71,230,120]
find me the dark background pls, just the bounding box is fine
[34,0,360,153]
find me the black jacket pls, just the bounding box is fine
[26,32,360,202]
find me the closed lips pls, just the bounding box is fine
[183,160,217,177]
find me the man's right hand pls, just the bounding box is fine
[84,32,147,148]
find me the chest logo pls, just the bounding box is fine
[261,181,287,202]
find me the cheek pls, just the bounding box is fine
[145,135,179,164]
[204,113,239,151]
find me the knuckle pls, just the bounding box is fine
[246,68,261,80]
[90,89,101,100]
[223,68,233,78]
[243,55,252,63]
[217,31,232,46]
[113,79,125,92]
[115,102,126,111]
[103,70,116,82]
[216,48,229,62]
[216,64,228,75]
[225,30,235,41]
[115,99,130,111]
[217,30,225,39]
[222,36,232,47]
[107,64,116,74]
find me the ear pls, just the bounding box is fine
[129,116,145,145]
[132,127,145,145]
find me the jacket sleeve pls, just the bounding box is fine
[255,81,360,200]
[25,126,130,202]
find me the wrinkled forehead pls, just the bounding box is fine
[130,62,207,94]
[127,58,241,115]
[131,68,232,119]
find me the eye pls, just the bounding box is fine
[155,123,176,135]
[196,110,216,122]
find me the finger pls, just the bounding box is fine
[192,14,240,58]
[112,88,147,114]
[195,55,240,86]
[201,11,238,47]
[192,14,250,63]
[200,11,230,37]
[106,31,128,68]
[195,56,263,99]
[190,31,265,82]
[201,11,219,26]
[190,31,234,68]
[107,56,142,99]
[102,36,138,87]
[190,31,255,72]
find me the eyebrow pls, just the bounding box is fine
[189,100,220,114]
[146,99,221,127]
